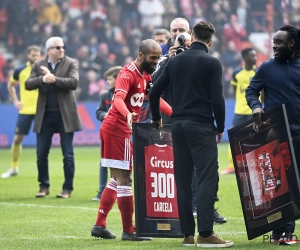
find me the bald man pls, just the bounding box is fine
[161,17,191,56]
[90,39,172,241]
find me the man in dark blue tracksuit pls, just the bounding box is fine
[246,24,300,244]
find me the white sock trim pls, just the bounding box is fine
[107,179,117,191]
[117,186,133,197]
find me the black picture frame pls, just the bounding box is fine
[227,104,300,240]
[132,123,184,238]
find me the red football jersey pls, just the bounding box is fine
[101,62,152,137]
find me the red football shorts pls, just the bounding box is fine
[100,129,133,171]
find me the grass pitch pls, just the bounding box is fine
[0,144,298,249]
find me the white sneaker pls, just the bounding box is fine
[1,168,19,178]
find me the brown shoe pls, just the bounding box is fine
[36,188,49,198]
[56,190,71,198]
[197,232,233,248]
[182,235,195,246]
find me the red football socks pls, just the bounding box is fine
[95,179,117,227]
[117,186,135,234]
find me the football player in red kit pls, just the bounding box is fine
[91,39,172,241]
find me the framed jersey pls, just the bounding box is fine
[228,104,300,240]
[132,123,183,238]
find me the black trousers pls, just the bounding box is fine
[192,168,219,208]
[172,120,218,235]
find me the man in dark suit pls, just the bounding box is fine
[25,36,82,199]
[149,21,233,247]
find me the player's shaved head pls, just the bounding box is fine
[137,39,161,74]
[139,39,161,55]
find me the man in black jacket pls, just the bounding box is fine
[153,32,227,223]
[92,66,122,201]
[149,21,233,247]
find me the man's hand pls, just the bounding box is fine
[252,108,264,127]
[42,73,56,84]
[40,65,51,74]
[126,112,138,130]
[151,119,163,129]
[216,132,223,144]
[168,45,177,57]
[13,100,23,111]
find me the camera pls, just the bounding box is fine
[176,34,187,55]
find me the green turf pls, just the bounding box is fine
[0,144,298,249]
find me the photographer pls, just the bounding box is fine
[149,21,232,247]
[161,17,191,56]
[152,32,191,124]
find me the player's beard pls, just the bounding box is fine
[141,59,155,74]
[274,46,292,62]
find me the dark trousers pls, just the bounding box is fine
[98,163,108,196]
[272,135,300,235]
[192,169,219,208]
[37,112,75,192]
[172,120,218,235]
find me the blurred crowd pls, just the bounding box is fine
[0,0,298,103]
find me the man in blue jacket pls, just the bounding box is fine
[246,24,300,245]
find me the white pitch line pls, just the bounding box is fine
[0,203,245,221]
[0,236,87,241]
[0,203,246,237]
[0,202,245,219]
[0,202,118,212]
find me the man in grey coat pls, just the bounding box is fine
[26,36,82,199]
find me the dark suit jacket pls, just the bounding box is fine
[25,56,82,133]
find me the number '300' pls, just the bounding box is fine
[150,172,175,198]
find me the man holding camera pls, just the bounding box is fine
[161,17,191,56]
[152,32,191,124]
[149,21,233,247]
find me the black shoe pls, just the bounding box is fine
[122,231,153,241]
[214,208,227,224]
[270,232,280,243]
[92,192,101,201]
[91,225,116,239]
[278,232,296,245]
